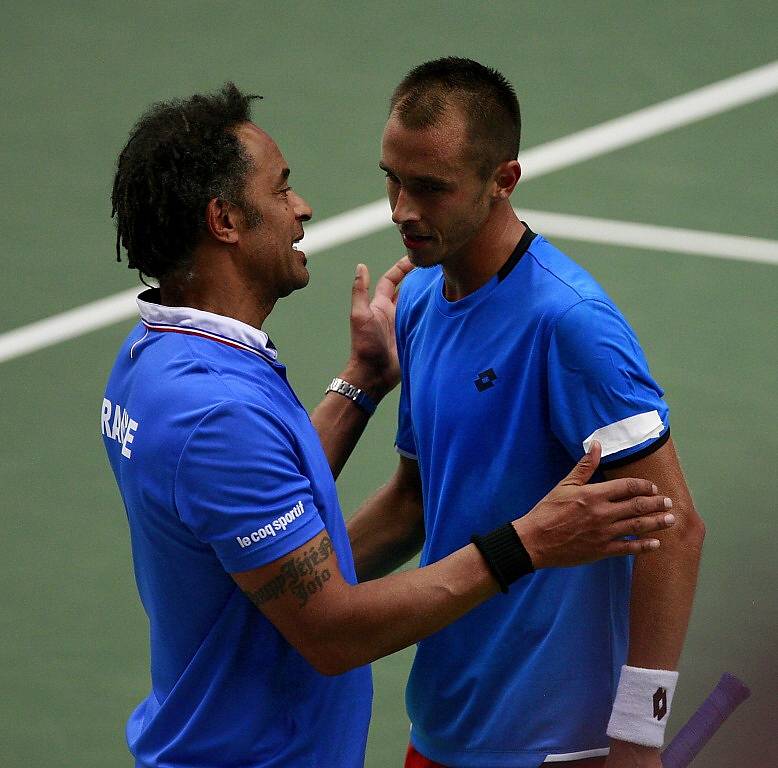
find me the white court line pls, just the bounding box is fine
[519,60,778,178]
[521,209,778,266]
[300,59,778,249]
[1,60,777,364]
[0,289,143,364]
[3,211,774,365]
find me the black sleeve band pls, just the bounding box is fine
[471,523,535,594]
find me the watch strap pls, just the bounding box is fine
[325,377,377,416]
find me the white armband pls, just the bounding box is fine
[606,665,679,748]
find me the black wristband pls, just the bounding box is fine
[471,523,535,594]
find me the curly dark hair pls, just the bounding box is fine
[111,82,261,281]
[390,57,521,179]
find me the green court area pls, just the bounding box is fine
[1,3,776,767]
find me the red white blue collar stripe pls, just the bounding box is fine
[136,289,278,361]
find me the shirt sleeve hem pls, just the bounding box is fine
[599,427,671,469]
[220,514,326,573]
[395,444,418,460]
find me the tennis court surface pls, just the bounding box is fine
[1,3,776,766]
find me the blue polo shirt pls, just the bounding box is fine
[102,290,371,768]
[395,229,669,767]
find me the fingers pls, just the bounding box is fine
[351,263,370,318]
[599,476,659,503]
[600,505,676,558]
[353,263,369,293]
[602,537,663,557]
[605,490,672,525]
[608,506,675,539]
[374,256,414,304]
[561,440,602,486]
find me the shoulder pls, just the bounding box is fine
[523,234,612,310]
[549,298,638,365]
[152,334,284,410]
[122,334,293,459]
[508,234,638,345]
[183,398,294,452]
[173,400,305,508]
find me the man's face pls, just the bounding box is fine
[233,123,312,298]
[380,106,492,269]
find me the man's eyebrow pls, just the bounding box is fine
[378,162,450,186]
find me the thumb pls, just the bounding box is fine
[563,440,602,486]
[351,263,370,315]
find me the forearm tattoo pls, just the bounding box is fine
[247,535,334,608]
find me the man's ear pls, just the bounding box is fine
[205,197,240,244]
[492,160,521,200]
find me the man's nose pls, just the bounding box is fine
[292,191,312,222]
[391,187,419,225]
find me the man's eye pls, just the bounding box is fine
[384,173,399,184]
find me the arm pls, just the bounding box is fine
[235,527,495,676]
[232,445,677,675]
[603,438,706,767]
[347,455,425,581]
[311,257,413,479]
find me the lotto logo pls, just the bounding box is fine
[474,368,497,392]
[653,686,668,720]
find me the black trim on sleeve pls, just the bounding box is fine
[497,223,536,282]
[600,428,671,469]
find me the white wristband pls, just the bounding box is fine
[606,665,679,748]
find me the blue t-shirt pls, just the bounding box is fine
[395,229,669,767]
[102,291,372,768]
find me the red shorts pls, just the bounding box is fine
[404,744,446,768]
[404,743,607,768]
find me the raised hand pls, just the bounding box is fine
[348,257,413,396]
[515,441,676,569]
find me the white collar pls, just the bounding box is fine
[136,289,278,361]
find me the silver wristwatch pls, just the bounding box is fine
[325,377,377,416]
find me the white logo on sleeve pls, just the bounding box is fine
[236,501,306,548]
[101,398,140,458]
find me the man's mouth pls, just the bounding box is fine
[401,232,434,249]
[292,233,307,263]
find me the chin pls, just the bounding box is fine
[276,271,309,299]
[407,249,443,269]
[293,268,312,293]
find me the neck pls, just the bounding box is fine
[159,247,275,330]
[442,203,525,301]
